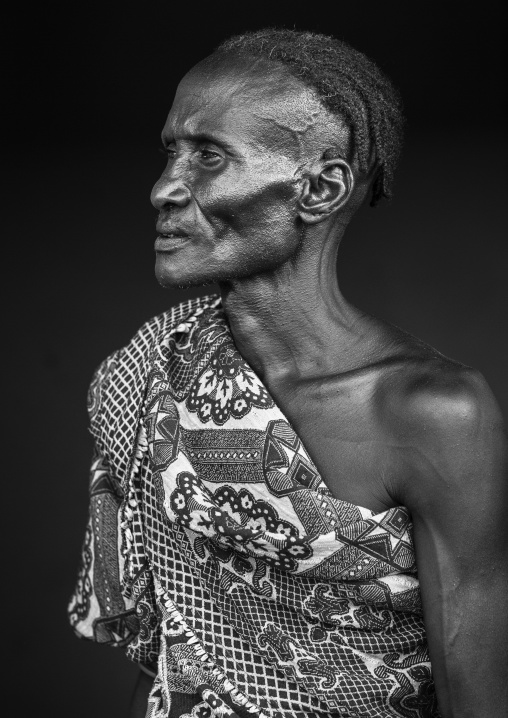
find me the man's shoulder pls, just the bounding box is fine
[373,352,506,503]
[122,292,219,360]
[93,293,219,381]
[377,355,501,442]
[87,293,219,429]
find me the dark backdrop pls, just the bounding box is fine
[6,2,506,715]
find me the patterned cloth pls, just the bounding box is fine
[69,294,439,718]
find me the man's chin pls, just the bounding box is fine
[155,265,217,291]
[154,254,276,289]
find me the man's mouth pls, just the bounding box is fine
[155,233,190,251]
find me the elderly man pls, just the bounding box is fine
[69,29,507,718]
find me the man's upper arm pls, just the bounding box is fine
[391,367,508,717]
[397,367,507,560]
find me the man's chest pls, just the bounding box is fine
[265,373,405,513]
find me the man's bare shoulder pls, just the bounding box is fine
[370,339,506,506]
[376,353,502,443]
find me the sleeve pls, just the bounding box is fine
[68,353,140,647]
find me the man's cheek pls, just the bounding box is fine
[199,177,297,235]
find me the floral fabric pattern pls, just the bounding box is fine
[186,343,274,425]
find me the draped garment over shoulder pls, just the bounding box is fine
[69,295,440,718]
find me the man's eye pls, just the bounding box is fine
[159,146,176,158]
[199,149,221,161]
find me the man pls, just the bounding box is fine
[69,29,507,718]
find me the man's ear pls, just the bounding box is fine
[297,155,354,224]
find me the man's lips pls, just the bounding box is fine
[154,233,191,252]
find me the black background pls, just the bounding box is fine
[6,1,506,715]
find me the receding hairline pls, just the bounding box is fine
[184,50,319,104]
[178,50,353,159]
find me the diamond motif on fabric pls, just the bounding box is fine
[263,421,321,497]
[334,513,416,574]
[380,507,410,538]
[288,456,319,489]
[157,414,180,443]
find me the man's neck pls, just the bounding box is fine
[218,231,379,385]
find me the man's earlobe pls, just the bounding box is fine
[298,157,354,224]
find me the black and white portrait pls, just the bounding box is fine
[6,3,507,717]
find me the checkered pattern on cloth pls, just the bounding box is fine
[69,295,440,718]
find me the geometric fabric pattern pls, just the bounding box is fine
[69,295,440,717]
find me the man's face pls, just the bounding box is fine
[151,55,337,288]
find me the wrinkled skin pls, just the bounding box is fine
[141,53,508,718]
[152,53,355,289]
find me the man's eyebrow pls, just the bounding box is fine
[161,130,239,155]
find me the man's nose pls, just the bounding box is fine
[150,170,192,210]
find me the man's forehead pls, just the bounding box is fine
[164,57,347,156]
[176,54,306,110]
